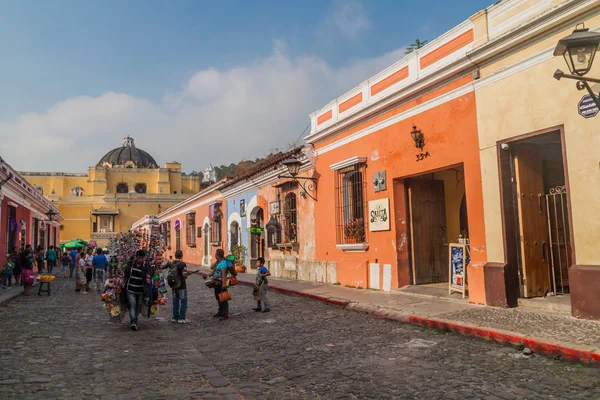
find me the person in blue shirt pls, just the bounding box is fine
[45,245,57,274]
[210,249,237,320]
[92,247,108,293]
[253,257,271,313]
[69,249,79,278]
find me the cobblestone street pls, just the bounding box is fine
[0,275,598,400]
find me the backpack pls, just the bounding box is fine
[167,262,182,289]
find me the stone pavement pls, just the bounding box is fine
[1,273,600,399]
[188,265,600,364]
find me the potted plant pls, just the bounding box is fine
[343,218,365,243]
[231,244,247,273]
[212,208,224,223]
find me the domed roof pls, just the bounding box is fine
[97,136,158,169]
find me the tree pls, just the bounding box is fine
[405,39,428,55]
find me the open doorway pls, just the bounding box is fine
[500,129,572,298]
[249,206,265,270]
[406,165,468,286]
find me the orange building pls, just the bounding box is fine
[306,20,489,302]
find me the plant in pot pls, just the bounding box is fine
[343,218,365,243]
[231,244,247,273]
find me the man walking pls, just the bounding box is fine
[45,246,57,274]
[123,250,149,331]
[69,248,78,278]
[170,250,190,324]
[92,248,108,293]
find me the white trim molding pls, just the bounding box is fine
[330,157,368,171]
[336,243,369,252]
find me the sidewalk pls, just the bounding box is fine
[0,269,61,306]
[190,265,600,365]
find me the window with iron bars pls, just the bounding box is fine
[335,163,367,244]
[165,221,172,249]
[210,204,222,244]
[283,192,297,243]
[186,212,196,246]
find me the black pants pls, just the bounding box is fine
[214,286,229,316]
[47,260,55,274]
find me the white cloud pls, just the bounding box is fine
[1,43,405,173]
[333,0,370,40]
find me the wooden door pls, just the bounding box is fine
[514,144,550,297]
[408,179,447,284]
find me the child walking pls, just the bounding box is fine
[253,257,271,313]
[2,256,14,289]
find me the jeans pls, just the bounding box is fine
[260,284,270,310]
[2,275,11,287]
[172,288,188,320]
[214,286,229,316]
[126,291,144,324]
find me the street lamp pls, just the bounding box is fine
[410,126,425,150]
[45,209,58,222]
[278,155,318,201]
[553,25,600,109]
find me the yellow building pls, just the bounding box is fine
[20,136,201,246]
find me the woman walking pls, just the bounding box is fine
[22,248,35,296]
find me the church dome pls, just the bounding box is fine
[97,136,158,169]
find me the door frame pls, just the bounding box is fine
[496,125,575,301]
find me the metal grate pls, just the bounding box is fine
[335,163,367,244]
[283,192,297,242]
[186,213,196,246]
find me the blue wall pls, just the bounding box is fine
[226,190,257,254]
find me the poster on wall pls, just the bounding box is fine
[240,199,246,217]
[448,243,468,298]
[368,198,390,231]
[270,201,280,215]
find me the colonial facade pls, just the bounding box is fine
[148,0,600,320]
[21,136,201,247]
[1,157,62,257]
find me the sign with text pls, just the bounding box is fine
[578,94,599,119]
[368,198,390,231]
[448,243,468,298]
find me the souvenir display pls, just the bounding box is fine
[100,230,168,322]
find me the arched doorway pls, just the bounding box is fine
[249,206,265,268]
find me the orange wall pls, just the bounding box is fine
[257,170,317,262]
[162,196,226,266]
[312,82,487,303]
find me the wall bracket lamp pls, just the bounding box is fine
[278,156,318,201]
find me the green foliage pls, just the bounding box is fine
[333,282,341,286]
[405,39,428,55]
[231,244,246,266]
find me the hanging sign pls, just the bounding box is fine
[449,243,468,298]
[368,198,390,231]
[578,94,599,119]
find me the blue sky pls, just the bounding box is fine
[0,0,494,172]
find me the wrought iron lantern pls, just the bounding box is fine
[410,126,425,150]
[553,25,600,109]
[278,155,318,201]
[45,208,58,222]
[554,26,600,77]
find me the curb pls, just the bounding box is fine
[226,273,600,366]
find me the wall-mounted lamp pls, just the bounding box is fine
[279,156,318,201]
[45,208,59,222]
[553,24,600,109]
[410,125,425,150]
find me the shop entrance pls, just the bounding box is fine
[406,165,468,285]
[500,130,572,298]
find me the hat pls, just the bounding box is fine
[136,250,146,257]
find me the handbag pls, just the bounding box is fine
[218,290,232,302]
[228,277,239,286]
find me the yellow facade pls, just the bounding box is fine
[20,137,201,247]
